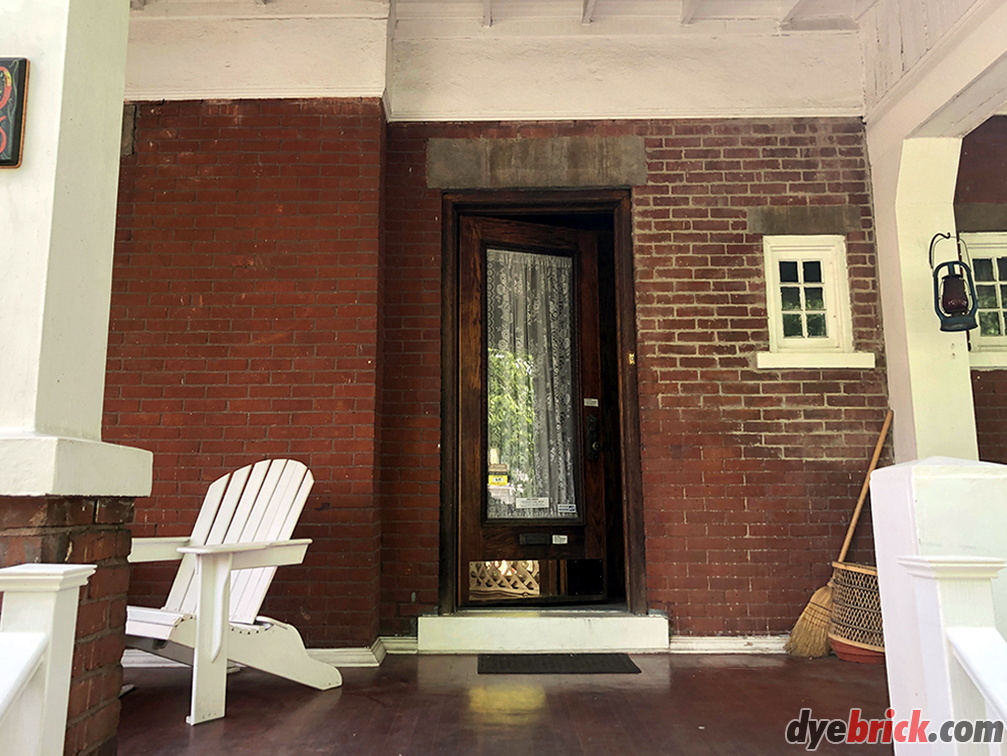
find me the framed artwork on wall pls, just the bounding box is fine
[0,58,29,168]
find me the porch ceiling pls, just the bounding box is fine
[131,0,864,31]
[396,0,864,31]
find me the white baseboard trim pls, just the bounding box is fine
[123,634,787,669]
[379,635,419,655]
[308,640,383,668]
[667,635,789,654]
[123,637,417,670]
[123,649,189,668]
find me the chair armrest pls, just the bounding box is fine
[128,536,191,564]
[177,539,312,570]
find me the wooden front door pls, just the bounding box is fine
[457,216,612,605]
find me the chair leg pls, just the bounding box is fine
[187,552,233,725]
[227,617,342,690]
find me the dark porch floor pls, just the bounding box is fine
[118,653,892,755]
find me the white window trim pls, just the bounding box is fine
[756,234,875,370]
[962,232,1007,368]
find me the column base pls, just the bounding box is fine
[0,435,152,496]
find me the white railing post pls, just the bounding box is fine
[900,556,1006,755]
[0,564,96,756]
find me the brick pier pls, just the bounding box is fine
[0,496,133,756]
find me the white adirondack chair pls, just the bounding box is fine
[126,458,342,725]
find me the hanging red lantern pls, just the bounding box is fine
[930,233,978,332]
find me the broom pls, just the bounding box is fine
[784,409,893,657]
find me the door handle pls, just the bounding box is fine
[586,414,601,461]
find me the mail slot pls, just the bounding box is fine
[519,533,549,546]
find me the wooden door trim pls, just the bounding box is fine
[439,189,647,615]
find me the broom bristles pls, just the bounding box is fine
[784,584,833,657]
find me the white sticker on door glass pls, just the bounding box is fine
[515,497,550,510]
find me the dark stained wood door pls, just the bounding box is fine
[458,216,608,605]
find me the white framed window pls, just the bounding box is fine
[962,232,1007,367]
[756,235,875,369]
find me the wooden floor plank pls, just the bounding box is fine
[118,653,892,754]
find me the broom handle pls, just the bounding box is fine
[837,409,893,564]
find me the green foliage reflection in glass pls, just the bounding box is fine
[778,259,828,339]
[973,256,1007,337]
[488,349,538,496]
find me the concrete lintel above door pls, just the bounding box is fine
[417,611,669,653]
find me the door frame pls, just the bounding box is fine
[439,188,647,614]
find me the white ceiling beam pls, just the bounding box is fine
[483,0,492,27]
[582,0,598,24]
[853,0,879,21]
[680,0,704,25]
[780,0,810,26]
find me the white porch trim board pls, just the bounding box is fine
[666,635,788,654]
[123,631,790,669]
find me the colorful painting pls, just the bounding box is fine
[0,58,29,168]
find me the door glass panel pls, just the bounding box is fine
[469,560,541,601]
[486,248,578,520]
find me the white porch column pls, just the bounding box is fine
[863,0,1007,462]
[869,137,978,462]
[0,0,151,495]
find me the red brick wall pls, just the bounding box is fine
[972,372,1007,463]
[379,127,443,636]
[958,117,1007,463]
[383,118,888,636]
[110,110,887,641]
[956,116,1007,205]
[105,99,384,646]
[633,119,885,634]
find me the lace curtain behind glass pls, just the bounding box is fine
[485,248,578,520]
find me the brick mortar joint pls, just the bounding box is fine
[64,696,122,729]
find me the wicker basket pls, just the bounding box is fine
[827,561,884,653]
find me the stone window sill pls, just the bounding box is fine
[970,351,1007,369]
[755,352,876,369]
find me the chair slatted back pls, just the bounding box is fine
[163,459,314,625]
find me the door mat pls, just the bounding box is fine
[477,653,641,675]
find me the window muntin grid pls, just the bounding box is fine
[762,235,852,357]
[960,234,1007,360]
[973,256,1007,338]
[778,259,828,339]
